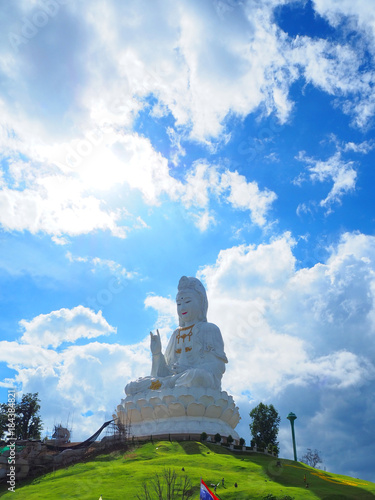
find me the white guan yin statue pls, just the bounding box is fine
[116,276,240,439]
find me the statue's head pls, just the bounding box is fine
[176,276,208,326]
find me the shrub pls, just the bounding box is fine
[227,435,234,444]
[239,437,245,446]
[214,433,221,443]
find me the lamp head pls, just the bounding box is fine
[287,412,297,422]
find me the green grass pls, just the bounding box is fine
[1,441,375,499]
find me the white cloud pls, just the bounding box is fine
[180,162,277,228]
[1,339,152,442]
[145,295,176,317]
[0,132,277,239]
[51,235,70,245]
[0,306,152,441]
[0,129,174,238]
[296,151,357,210]
[199,234,296,296]
[0,341,59,369]
[290,37,360,95]
[0,0,297,148]
[66,251,88,263]
[342,140,375,154]
[282,8,375,128]
[1,0,374,155]
[1,0,374,241]
[220,170,277,227]
[109,133,182,205]
[0,175,128,238]
[192,210,217,232]
[144,294,177,334]
[19,306,116,348]
[313,0,375,41]
[167,127,186,167]
[91,257,137,279]
[65,251,137,280]
[181,162,219,209]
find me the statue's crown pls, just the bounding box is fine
[178,276,205,295]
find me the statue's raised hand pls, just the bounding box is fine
[150,329,162,355]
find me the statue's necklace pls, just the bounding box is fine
[179,324,195,332]
[176,324,194,344]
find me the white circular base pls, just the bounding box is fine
[115,386,241,440]
[128,415,239,440]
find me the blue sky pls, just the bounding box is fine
[1,0,375,482]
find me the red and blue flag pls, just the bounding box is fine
[200,479,220,499]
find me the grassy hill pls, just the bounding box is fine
[1,441,375,499]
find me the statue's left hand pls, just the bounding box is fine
[150,329,162,355]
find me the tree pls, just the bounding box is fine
[214,433,221,443]
[249,402,280,454]
[18,393,42,440]
[239,437,245,446]
[16,393,42,440]
[136,468,193,500]
[227,434,234,445]
[0,404,8,440]
[200,432,207,442]
[301,448,322,468]
[0,393,42,440]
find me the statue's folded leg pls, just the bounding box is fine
[174,368,216,389]
[125,376,153,396]
[125,374,178,395]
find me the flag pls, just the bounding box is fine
[200,479,220,500]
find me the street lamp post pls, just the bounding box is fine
[287,412,297,461]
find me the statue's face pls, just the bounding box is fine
[176,290,201,325]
